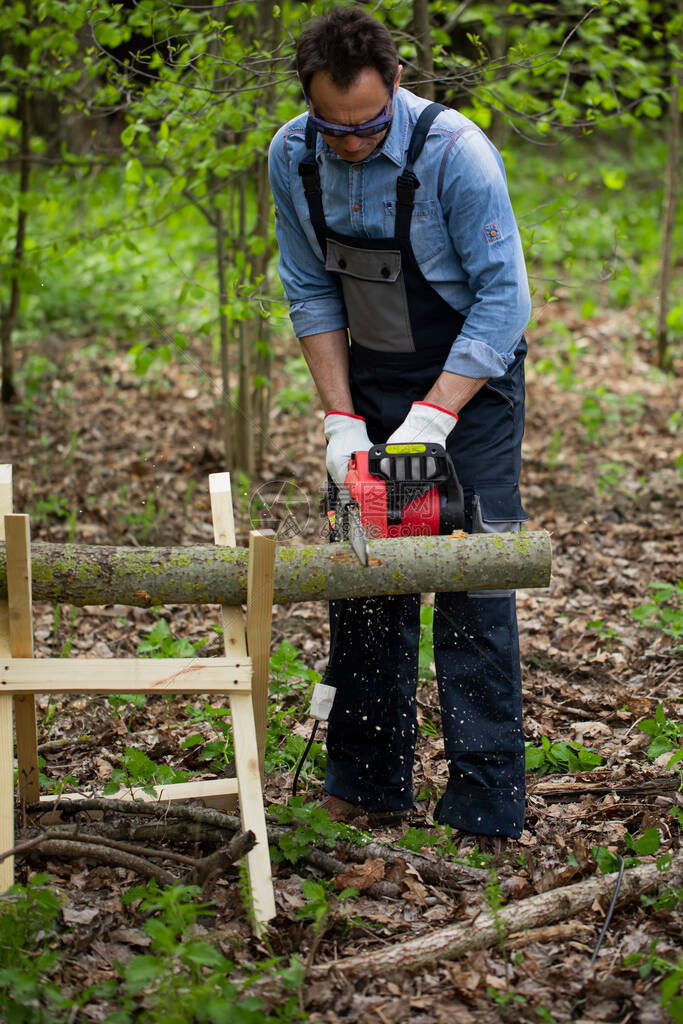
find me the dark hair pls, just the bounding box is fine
[296,8,399,96]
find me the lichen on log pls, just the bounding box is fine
[0,530,551,607]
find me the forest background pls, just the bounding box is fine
[1,0,680,471]
[0,1,681,1023]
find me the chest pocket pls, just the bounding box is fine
[383,198,447,263]
[325,238,414,353]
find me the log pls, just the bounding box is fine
[0,532,551,607]
[310,855,683,979]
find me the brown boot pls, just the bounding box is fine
[318,794,407,828]
[476,835,509,857]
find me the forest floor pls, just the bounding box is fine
[1,301,681,1023]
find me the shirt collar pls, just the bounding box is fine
[315,87,409,169]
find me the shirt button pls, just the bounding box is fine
[353,204,359,212]
[338,258,347,269]
[381,266,390,278]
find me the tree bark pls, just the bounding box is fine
[0,531,551,607]
[23,838,177,885]
[656,57,681,372]
[413,0,435,100]
[310,855,683,979]
[215,200,234,471]
[1,82,31,405]
[234,174,252,473]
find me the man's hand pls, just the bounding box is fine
[324,411,371,488]
[385,401,458,448]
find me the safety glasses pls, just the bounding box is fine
[305,92,394,138]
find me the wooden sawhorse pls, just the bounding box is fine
[0,467,276,926]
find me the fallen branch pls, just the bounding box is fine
[181,831,256,887]
[531,776,679,800]
[305,847,402,900]
[20,838,177,885]
[29,796,243,831]
[310,855,683,979]
[337,839,489,889]
[0,833,47,863]
[44,826,197,866]
[29,796,500,897]
[0,531,552,607]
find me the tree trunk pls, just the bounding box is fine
[253,1,283,471]
[310,855,683,979]
[413,0,435,101]
[1,83,31,405]
[215,201,234,470]
[234,175,254,474]
[0,531,551,607]
[488,1,509,149]
[209,3,234,470]
[254,156,274,474]
[656,58,681,372]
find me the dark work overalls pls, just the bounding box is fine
[299,103,528,838]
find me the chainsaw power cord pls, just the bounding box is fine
[292,719,319,798]
[569,854,626,1019]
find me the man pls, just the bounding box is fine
[268,7,531,845]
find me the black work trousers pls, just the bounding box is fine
[323,339,528,838]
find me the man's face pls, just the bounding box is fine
[307,67,401,163]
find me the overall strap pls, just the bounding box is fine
[298,119,328,256]
[395,102,446,241]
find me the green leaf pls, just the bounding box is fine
[524,746,545,771]
[661,968,683,1005]
[593,845,621,873]
[627,828,661,856]
[667,748,683,769]
[181,939,228,969]
[125,158,144,184]
[648,735,673,760]
[123,954,163,994]
[601,168,626,190]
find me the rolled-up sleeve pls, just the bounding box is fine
[439,129,531,378]
[268,126,348,338]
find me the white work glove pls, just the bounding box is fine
[323,411,371,488]
[385,401,458,447]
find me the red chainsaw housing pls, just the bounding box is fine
[345,450,440,539]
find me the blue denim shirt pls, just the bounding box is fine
[268,88,531,379]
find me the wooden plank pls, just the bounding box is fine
[209,472,238,548]
[0,468,11,542]
[230,691,276,925]
[210,472,248,655]
[5,515,39,805]
[39,777,240,806]
[0,658,252,693]
[246,530,276,780]
[209,472,245,813]
[0,469,14,886]
[210,473,275,924]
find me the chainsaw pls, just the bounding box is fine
[336,442,465,566]
[307,442,465,728]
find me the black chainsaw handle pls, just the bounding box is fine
[440,450,465,533]
[367,443,464,532]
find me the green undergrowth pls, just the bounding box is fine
[397,824,493,869]
[509,130,682,323]
[0,876,308,1023]
[269,797,371,865]
[525,736,603,775]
